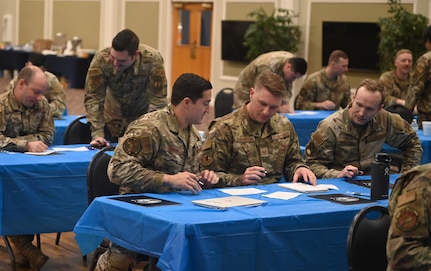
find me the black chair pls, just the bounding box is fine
[346,205,390,271]
[86,146,118,271]
[52,115,92,251]
[214,87,234,118]
[86,146,148,271]
[385,104,413,124]
[63,115,92,145]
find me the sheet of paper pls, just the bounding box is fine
[262,191,301,200]
[286,111,318,116]
[278,183,338,193]
[24,150,56,156]
[52,146,90,152]
[218,188,267,195]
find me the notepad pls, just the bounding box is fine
[192,196,267,210]
[278,182,338,193]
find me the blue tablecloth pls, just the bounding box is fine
[418,130,431,164]
[74,174,398,271]
[53,115,83,145]
[282,110,335,146]
[0,145,98,235]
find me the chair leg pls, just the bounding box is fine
[3,236,17,271]
[55,232,61,245]
[36,234,41,249]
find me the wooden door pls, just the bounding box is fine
[171,2,212,84]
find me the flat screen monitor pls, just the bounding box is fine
[221,20,254,62]
[322,21,380,71]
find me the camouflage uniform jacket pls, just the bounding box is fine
[201,102,307,187]
[84,44,167,139]
[405,51,431,124]
[108,105,202,194]
[387,164,431,271]
[304,107,422,179]
[7,71,66,117]
[379,70,411,107]
[295,68,351,110]
[0,90,55,152]
[233,51,294,108]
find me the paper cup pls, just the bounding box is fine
[423,121,431,136]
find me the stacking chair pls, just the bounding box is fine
[214,87,234,118]
[63,115,92,145]
[86,146,149,271]
[50,115,92,252]
[346,205,390,271]
[86,146,118,270]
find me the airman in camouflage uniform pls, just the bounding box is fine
[305,79,422,179]
[405,26,431,127]
[202,71,316,187]
[85,29,167,147]
[379,49,413,107]
[386,163,431,271]
[233,51,307,113]
[95,73,219,271]
[295,50,350,110]
[7,71,66,118]
[2,66,54,270]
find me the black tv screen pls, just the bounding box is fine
[322,22,380,71]
[221,20,254,62]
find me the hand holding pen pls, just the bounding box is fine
[337,165,363,178]
[90,137,110,148]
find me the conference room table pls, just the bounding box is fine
[74,174,398,271]
[53,115,83,145]
[282,110,335,146]
[0,49,93,88]
[417,130,431,164]
[0,145,99,235]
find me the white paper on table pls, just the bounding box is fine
[278,183,339,193]
[52,146,89,152]
[218,188,267,195]
[262,191,301,200]
[24,150,56,155]
[286,111,318,116]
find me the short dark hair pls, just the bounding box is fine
[288,57,307,75]
[112,29,140,56]
[328,50,348,64]
[423,25,431,43]
[171,73,212,105]
[27,53,47,67]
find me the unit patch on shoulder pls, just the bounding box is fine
[123,137,142,156]
[396,207,419,232]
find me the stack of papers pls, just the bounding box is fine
[278,183,338,193]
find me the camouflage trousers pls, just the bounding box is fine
[95,242,160,271]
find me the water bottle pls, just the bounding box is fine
[411,117,419,132]
[371,153,391,200]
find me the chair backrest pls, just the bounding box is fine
[215,87,234,118]
[86,146,119,205]
[63,115,92,145]
[385,104,413,124]
[346,205,390,271]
